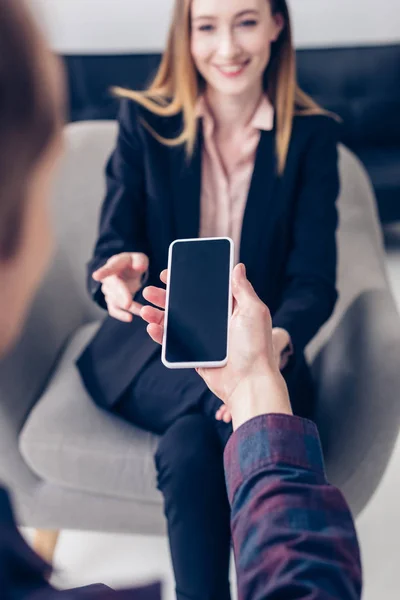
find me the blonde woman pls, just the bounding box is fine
[78,1,340,598]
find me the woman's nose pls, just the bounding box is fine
[216,29,240,61]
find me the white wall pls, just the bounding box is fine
[290,0,400,48]
[31,0,400,54]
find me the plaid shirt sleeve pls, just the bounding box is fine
[224,414,362,600]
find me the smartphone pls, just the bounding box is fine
[162,237,234,369]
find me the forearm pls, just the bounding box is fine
[229,373,292,431]
[224,415,362,600]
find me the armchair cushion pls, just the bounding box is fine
[19,322,162,506]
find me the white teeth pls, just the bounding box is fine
[218,64,245,74]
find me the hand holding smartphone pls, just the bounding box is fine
[162,238,234,369]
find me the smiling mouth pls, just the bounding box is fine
[214,60,251,77]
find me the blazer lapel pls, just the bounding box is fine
[240,129,279,274]
[169,125,203,241]
[168,124,279,271]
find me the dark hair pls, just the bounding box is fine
[0,0,58,260]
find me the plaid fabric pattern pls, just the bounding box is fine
[224,414,362,600]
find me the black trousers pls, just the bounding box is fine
[113,352,233,600]
[113,350,314,600]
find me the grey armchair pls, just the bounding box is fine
[0,121,399,549]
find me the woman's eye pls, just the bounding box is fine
[239,19,258,28]
[198,24,214,32]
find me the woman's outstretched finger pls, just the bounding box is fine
[147,323,164,345]
[92,256,123,281]
[128,301,144,316]
[140,305,165,326]
[108,304,133,323]
[143,285,167,309]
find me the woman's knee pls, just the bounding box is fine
[155,414,223,492]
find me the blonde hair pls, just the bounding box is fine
[113,0,328,175]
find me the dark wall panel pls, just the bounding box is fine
[63,45,400,222]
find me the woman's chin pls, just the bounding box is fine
[209,80,259,99]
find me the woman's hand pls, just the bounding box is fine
[92,252,149,323]
[141,264,292,430]
[272,328,292,370]
[215,404,233,423]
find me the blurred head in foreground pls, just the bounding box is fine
[0,0,65,356]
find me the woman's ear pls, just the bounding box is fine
[271,13,285,42]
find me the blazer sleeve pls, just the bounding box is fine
[273,117,340,353]
[87,98,148,309]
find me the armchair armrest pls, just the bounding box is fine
[312,288,400,517]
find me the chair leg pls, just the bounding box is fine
[33,529,60,565]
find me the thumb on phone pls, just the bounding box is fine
[231,263,259,308]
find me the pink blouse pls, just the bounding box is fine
[196,95,293,362]
[197,94,274,264]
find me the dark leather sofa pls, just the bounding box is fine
[63,44,400,222]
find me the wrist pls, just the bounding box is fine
[229,371,292,431]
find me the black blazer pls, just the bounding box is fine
[77,99,340,413]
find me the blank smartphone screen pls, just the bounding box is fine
[165,239,232,365]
